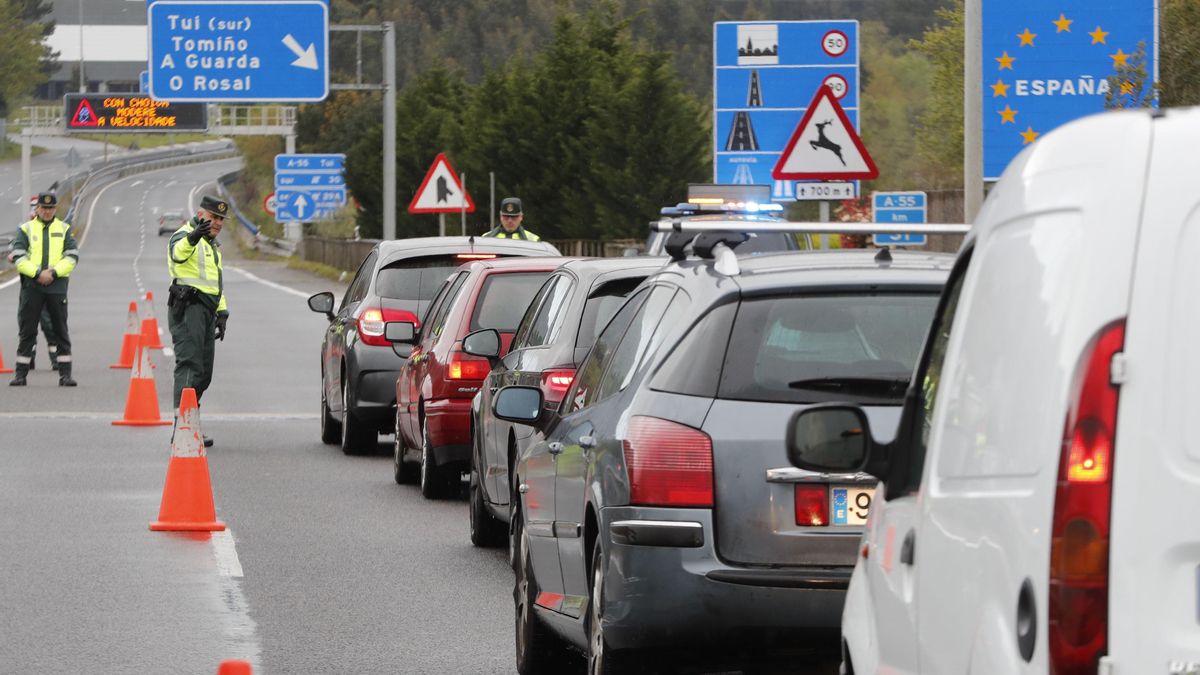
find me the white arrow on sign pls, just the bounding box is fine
[282,34,319,70]
[294,194,309,219]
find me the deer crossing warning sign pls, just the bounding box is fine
[772,85,878,181]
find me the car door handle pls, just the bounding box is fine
[900,530,916,566]
[548,442,564,455]
[579,435,595,449]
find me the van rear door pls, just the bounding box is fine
[1108,108,1200,673]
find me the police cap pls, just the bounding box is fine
[36,193,57,207]
[200,195,229,217]
[500,197,522,216]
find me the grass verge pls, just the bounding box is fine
[0,144,47,162]
[287,258,347,284]
[72,133,209,149]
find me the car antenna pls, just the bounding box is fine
[874,246,893,265]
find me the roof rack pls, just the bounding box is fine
[650,220,971,277]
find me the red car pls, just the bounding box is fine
[392,257,573,498]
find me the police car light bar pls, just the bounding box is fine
[651,220,971,236]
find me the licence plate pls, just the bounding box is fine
[831,486,874,526]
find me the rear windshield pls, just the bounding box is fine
[470,272,552,332]
[719,293,939,405]
[576,277,646,351]
[375,256,462,302]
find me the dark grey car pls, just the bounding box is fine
[306,236,560,455]
[464,257,667,547]
[495,246,952,673]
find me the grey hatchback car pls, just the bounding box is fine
[495,241,953,673]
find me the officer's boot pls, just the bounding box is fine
[9,364,29,386]
[28,349,35,371]
[49,347,59,371]
[58,362,77,387]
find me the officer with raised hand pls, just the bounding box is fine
[167,195,229,446]
[482,197,540,240]
[9,193,78,387]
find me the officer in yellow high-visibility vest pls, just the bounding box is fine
[167,195,229,446]
[482,197,540,240]
[9,193,78,387]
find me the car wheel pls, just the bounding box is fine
[514,509,571,674]
[508,499,521,572]
[419,423,445,498]
[340,385,375,456]
[320,383,340,445]
[393,413,418,485]
[469,466,506,547]
[587,543,631,675]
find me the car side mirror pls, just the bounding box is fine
[462,328,501,361]
[385,321,417,344]
[307,291,334,321]
[786,405,874,474]
[492,386,543,424]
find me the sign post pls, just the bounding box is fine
[713,20,860,201]
[148,1,330,102]
[872,191,928,246]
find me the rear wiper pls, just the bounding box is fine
[787,376,909,394]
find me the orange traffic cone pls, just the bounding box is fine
[217,660,252,675]
[150,387,225,532]
[110,301,140,369]
[140,291,164,350]
[0,341,13,374]
[112,338,171,427]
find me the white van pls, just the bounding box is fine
[786,106,1200,675]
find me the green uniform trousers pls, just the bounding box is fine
[169,301,216,409]
[17,285,71,362]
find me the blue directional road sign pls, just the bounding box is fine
[983,1,1156,180]
[148,1,329,102]
[139,70,148,94]
[714,20,859,201]
[872,191,927,247]
[275,153,346,222]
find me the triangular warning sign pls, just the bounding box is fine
[408,153,476,214]
[772,85,878,181]
[71,98,99,127]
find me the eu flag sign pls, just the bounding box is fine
[982,1,1157,180]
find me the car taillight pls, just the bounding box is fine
[1049,319,1124,675]
[622,416,713,508]
[539,369,576,405]
[794,485,829,526]
[357,307,419,347]
[448,352,491,380]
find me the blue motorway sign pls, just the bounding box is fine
[139,70,149,94]
[275,153,345,222]
[983,0,1156,180]
[148,1,329,102]
[713,20,859,201]
[872,191,927,246]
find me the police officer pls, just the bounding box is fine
[482,197,540,240]
[167,195,229,445]
[8,193,78,387]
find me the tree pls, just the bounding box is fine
[908,0,963,187]
[1104,41,1157,110]
[0,0,50,117]
[1160,0,1200,107]
[859,21,935,190]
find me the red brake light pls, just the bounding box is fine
[448,352,491,380]
[539,369,576,405]
[622,416,713,508]
[794,485,829,526]
[1049,319,1124,675]
[357,307,419,347]
[457,253,497,260]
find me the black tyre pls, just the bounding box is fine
[393,413,418,484]
[340,385,375,456]
[587,543,632,675]
[469,466,506,547]
[515,510,572,674]
[419,424,445,498]
[320,383,340,445]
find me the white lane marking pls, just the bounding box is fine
[0,275,18,290]
[212,530,245,578]
[130,180,144,188]
[227,266,312,299]
[0,412,319,420]
[79,170,140,249]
